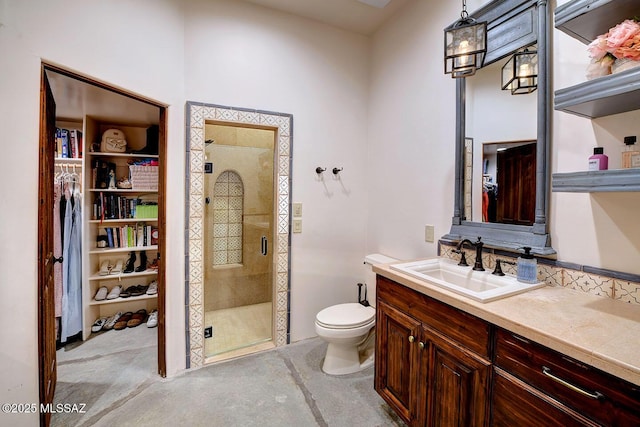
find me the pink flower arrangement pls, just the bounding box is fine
[588,19,640,62]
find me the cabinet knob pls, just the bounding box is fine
[418,342,425,350]
[408,335,415,343]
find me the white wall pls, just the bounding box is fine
[367,0,460,261]
[0,1,186,424]
[183,0,370,341]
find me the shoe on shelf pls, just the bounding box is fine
[135,251,148,273]
[120,286,133,298]
[94,286,108,301]
[146,280,158,295]
[148,258,159,271]
[114,312,133,330]
[111,259,123,275]
[147,310,158,328]
[103,312,123,331]
[98,260,111,276]
[127,309,147,328]
[130,284,147,297]
[123,251,137,274]
[106,285,122,300]
[91,317,108,333]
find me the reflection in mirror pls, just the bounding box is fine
[465,55,537,224]
[481,140,536,225]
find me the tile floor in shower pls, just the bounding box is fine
[204,302,272,356]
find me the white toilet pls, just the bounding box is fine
[315,253,398,375]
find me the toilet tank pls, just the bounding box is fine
[363,253,398,308]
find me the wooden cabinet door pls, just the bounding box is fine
[492,368,599,427]
[375,301,422,425]
[420,327,491,427]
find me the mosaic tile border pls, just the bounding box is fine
[185,102,293,368]
[438,241,640,305]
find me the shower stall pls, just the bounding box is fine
[203,123,275,357]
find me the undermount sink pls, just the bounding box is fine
[390,258,546,303]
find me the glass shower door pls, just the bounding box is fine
[203,124,275,358]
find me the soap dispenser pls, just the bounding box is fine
[517,247,538,284]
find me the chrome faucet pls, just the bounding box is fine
[455,237,485,271]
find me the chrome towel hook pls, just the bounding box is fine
[315,167,326,174]
[332,167,343,175]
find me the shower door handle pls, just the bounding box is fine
[261,236,268,256]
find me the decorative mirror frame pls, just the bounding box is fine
[185,101,293,368]
[443,0,555,255]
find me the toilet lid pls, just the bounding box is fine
[316,303,375,329]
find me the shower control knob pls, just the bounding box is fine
[408,335,415,343]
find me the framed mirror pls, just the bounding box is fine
[443,0,555,255]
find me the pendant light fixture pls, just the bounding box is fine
[501,47,538,95]
[444,0,487,78]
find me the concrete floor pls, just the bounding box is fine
[53,326,405,426]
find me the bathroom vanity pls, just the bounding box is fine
[373,264,640,427]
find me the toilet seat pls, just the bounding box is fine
[315,303,375,329]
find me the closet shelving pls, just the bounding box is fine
[552,0,640,193]
[82,117,159,339]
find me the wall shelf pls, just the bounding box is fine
[554,67,640,118]
[553,0,640,119]
[90,293,157,306]
[555,0,640,44]
[552,168,640,192]
[89,270,158,281]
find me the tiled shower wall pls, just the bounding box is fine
[439,242,640,305]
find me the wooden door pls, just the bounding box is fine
[375,301,421,425]
[496,142,536,225]
[38,68,57,427]
[421,327,491,427]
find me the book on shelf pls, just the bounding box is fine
[71,129,83,158]
[55,128,83,159]
[97,222,154,249]
[106,227,114,248]
[150,226,158,245]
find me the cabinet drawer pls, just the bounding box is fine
[495,328,640,426]
[377,276,491,357]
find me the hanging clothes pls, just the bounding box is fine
[53,183,63,339]
[60,181,83,343]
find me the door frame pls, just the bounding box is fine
[37,63,168,423]
[184,102,293,368]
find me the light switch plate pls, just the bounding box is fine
[425,224,435,243]
[293,219,302,233]
[293,202,302,217]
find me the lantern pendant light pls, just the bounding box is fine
[501,47,538,95]
[444,0,487,78]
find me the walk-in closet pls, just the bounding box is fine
[39,64,167,424]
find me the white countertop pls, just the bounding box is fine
[373,260,640,387]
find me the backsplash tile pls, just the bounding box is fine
[614,280,640,305]
[563,270,614,298]
[538,263,562,287]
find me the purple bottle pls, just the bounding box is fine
[588,147,608,171]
